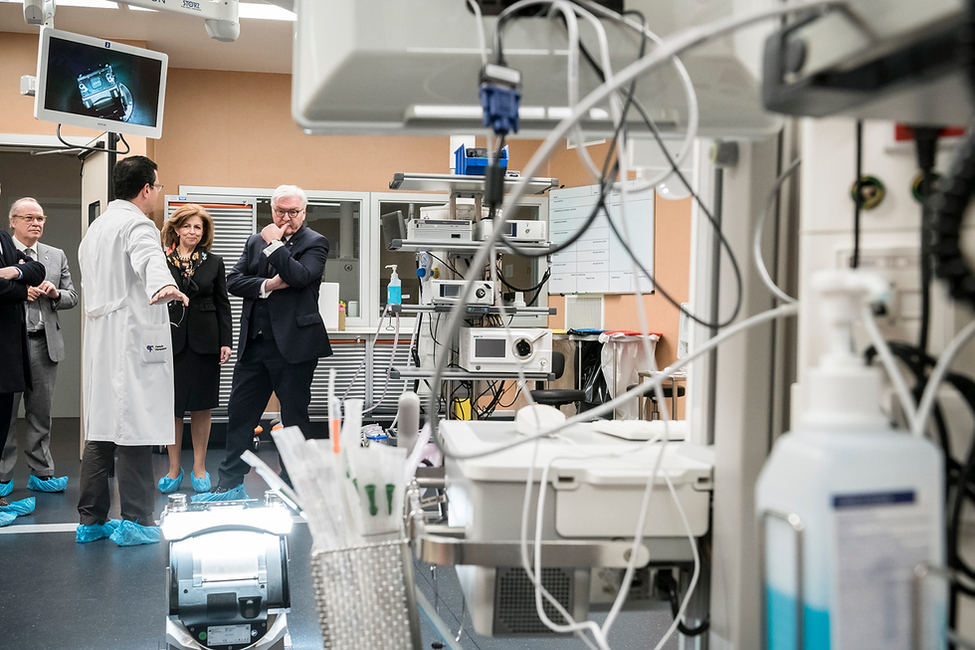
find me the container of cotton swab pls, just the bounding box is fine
[308,400,419,650]
[345,443,408,542]
[270,426,343,551]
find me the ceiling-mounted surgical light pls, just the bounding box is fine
[20,0,244,41]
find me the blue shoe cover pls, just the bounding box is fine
[27,475,68,492]
[0,497,35,516]
[110,519,161,546]
[191,484,248,502]
[0,512,15,527]
[190,471,212,493]
[0,480,11,497]
[76,519,121,543]
[157,468,184,494]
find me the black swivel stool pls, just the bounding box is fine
[628,383,686,420]
[530,351,586,412]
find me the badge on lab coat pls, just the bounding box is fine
[141,324,171,364]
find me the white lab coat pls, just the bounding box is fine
[79,200,175,446]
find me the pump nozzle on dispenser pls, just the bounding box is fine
[803,269,892,429]
[812,269,891,367]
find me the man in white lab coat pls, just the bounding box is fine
[75,156,188,546]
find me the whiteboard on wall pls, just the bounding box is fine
[548,182,654,295]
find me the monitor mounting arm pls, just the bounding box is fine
[23,0,240,42]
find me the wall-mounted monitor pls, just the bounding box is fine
[34,27,168,139]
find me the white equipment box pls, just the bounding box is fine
[440,420,714,636]
[420,201,485,221]
[406,218,471,242]
[475,219,547,242]
[430,279,494,305]
[459,327,552,374]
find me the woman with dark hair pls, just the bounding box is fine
[157,204,232,494]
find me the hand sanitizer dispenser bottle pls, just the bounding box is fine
[756,269,944,650]
[386,265,401,305]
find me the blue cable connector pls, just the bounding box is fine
[479,63,522,136]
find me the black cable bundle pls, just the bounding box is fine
[920,2,975,627]
[914,126,942,355]
[864,342,975,629]
[934,128,975,311]
[495,262,552,306]
[494,7,745,329]
[655,570,710,636]
[932,0,975,312]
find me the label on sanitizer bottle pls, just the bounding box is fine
[832,490,933,650]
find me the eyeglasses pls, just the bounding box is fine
[272,207,304,218]
[153,184,165,191]
[15,215,47,224]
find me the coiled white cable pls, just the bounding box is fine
[427,0,843,443]
[576,0,700,193]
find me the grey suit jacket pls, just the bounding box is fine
[27,242,78,363]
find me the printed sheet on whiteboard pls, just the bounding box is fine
[548,182,654,295]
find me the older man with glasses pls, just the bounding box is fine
[0,198,78,498]
[0,184,45,515]
[196,184,332,501]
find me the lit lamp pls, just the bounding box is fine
[160,494,294,650]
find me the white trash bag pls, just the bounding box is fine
[598,332,659,420]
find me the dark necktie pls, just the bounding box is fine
[259,253,273,278]
[23,248,42,332]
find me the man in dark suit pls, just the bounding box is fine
[1,198,79,495]
[0,184,46,508]
[198,185,332,500]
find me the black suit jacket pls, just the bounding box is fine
[227,225,332,363]
[0,229,46,393]
[167,252,233,355]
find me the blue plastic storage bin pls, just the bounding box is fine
[454,144,508,176]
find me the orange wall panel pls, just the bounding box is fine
[152,68,451,206]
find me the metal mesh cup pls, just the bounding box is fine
[311,539,419,650]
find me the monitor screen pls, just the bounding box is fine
[441,284,460,298]
[34,28,168,139]
[380,210,406,250]
[475,338,506,359]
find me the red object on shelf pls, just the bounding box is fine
[895,124,966,141]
